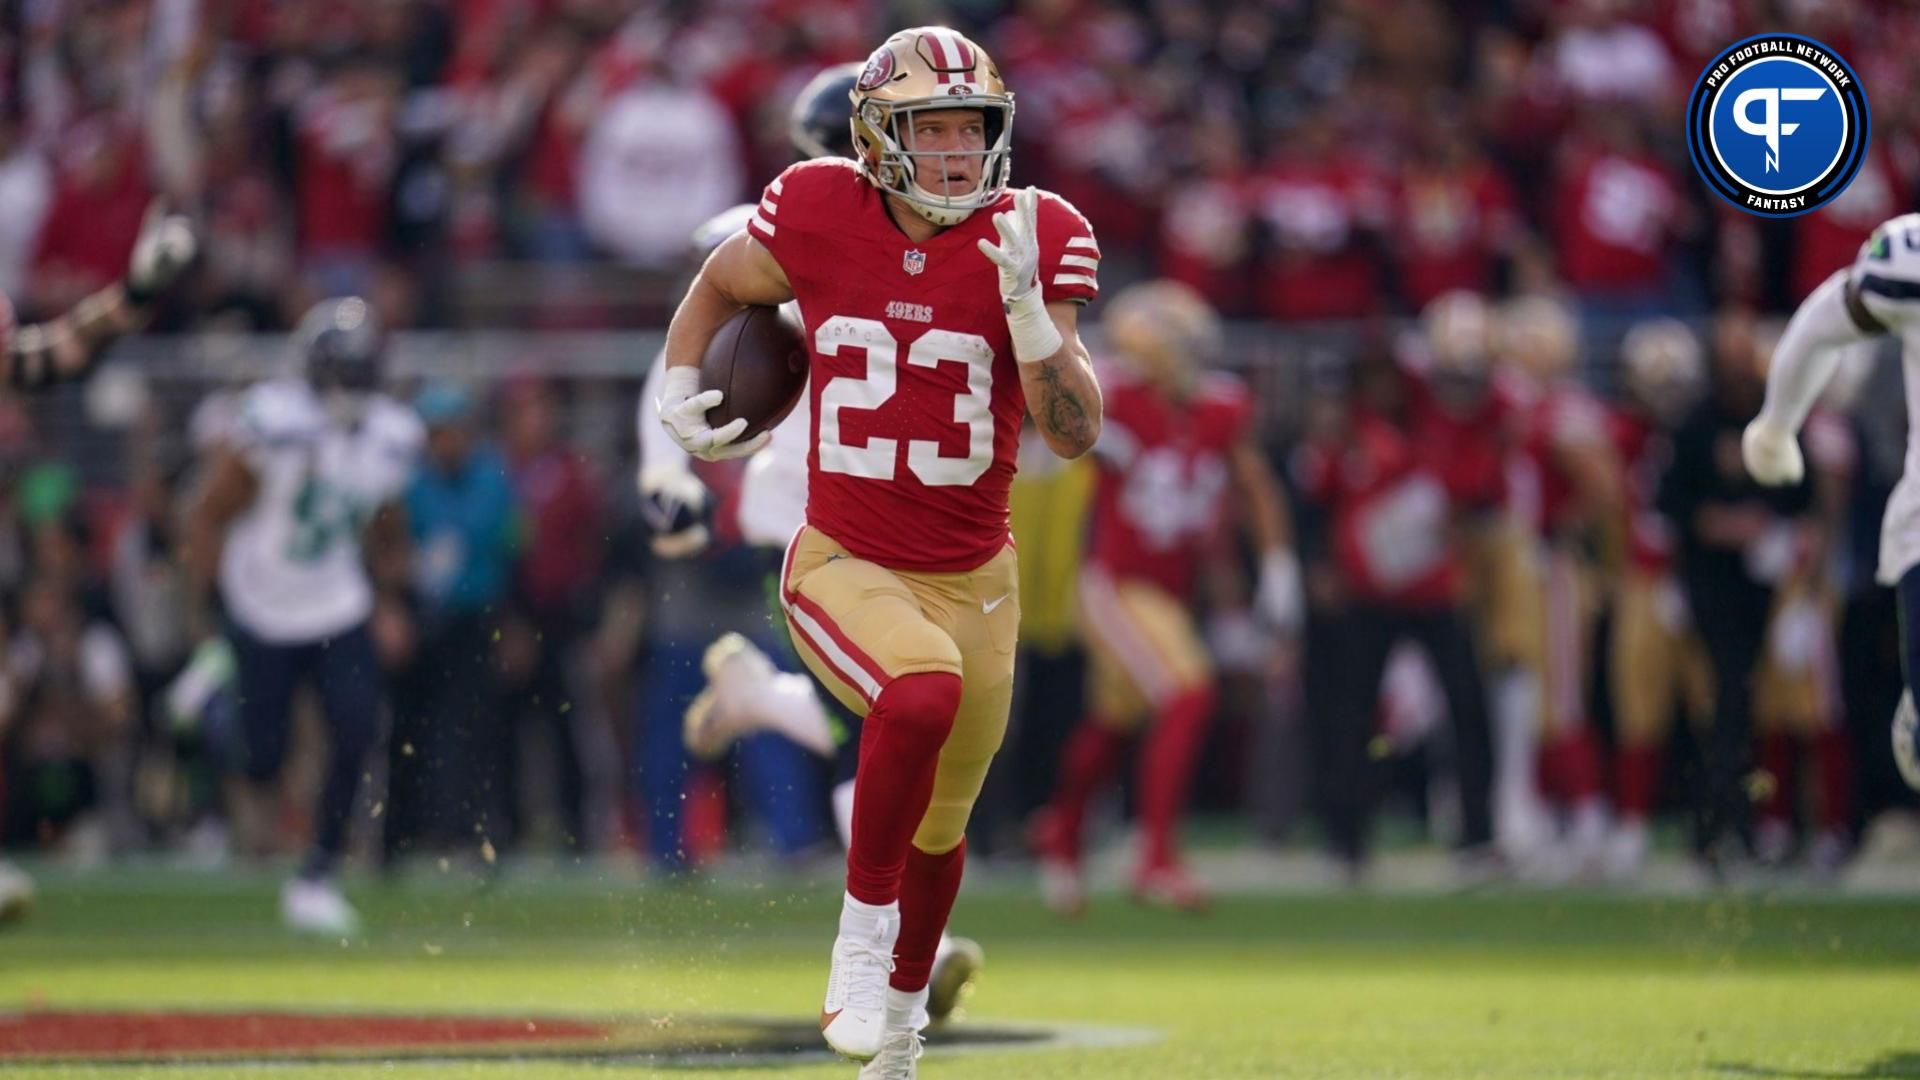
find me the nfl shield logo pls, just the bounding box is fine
[903,249,927,276]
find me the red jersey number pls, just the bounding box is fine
[814,316,997,488]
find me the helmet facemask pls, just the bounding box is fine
[849,28,1015,227]
[856,96,1014,226]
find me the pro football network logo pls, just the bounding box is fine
[1686,33,1869,218]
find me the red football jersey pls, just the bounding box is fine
[1504,375,1612,537]
[1296,407,1460,609]
[1406,373,1515,514]
[746,159,1099,572]
[1607,404,1677,573]
[1085,370,1251,598]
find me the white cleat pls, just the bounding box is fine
[1037,856,1087,917]
[1894,692,1920,792]
[859,986,929,1079]
[1604,820,1650,884]
[280,877,362,936]
[0,860,35,926]
[686,633,836,760]
[822,894,899,1061]
[927,933,984,1023]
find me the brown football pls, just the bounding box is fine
[700,305,810,440]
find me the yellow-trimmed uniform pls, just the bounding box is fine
[1078,370,1250,724]
[1609,566,1714,744]
[780,525,1019,853]
[1078,568,1212,727]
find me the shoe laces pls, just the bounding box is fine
[831,917,896,1013]
[869,1027,925,1079]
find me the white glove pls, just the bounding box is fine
[1256,549,1304,633]
[976,187,1062,363]
[637,462,711,559]
[125,199,198,302]
[1741,416,1804,486]
[657,365,770,462]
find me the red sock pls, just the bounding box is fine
[1043,720,1128,860]
[1543,728,1602,802]
[1759,732,1796,824]
[1614,744,1661,817]
[1136,686,1216,870]
[846,672,963,906]
[891,840,965,992]
[1813,727,1854,832]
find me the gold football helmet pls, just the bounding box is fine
[850,26,1014,226]
[1423,291,1495,407]
[1104,279,1220,399]
[1498,293,1580,384]
[1620,317,1703,424]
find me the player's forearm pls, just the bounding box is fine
[1757,269,1875,435]
[662,272,745,371]
[1232,443,1293,555]
[1019,342,1101,458]
[4,283,145,389]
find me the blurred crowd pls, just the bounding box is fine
[3,0,1920,884]
[2,0,1917,331]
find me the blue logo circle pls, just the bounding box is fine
[1686,34,1869,218]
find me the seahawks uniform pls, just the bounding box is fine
[220,377,423,877]
[1855,215,1920,589]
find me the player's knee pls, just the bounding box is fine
[877,670,963,739]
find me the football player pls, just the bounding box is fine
[1498,295,1624,877]
[644,63,986,1024]
[1743,213,1920,795]
[0,202,196,926]
[657,27,1102,1073]
[184,297,424,935]
[1603,319,1714,880]
[1032,279,1301,915]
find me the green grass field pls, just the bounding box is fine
[3,866,1919,1079]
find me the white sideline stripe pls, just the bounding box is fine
[1059,254,1098,270]
[1052,273,1097,288]
[784,598,882,703]
[749,213,775,237]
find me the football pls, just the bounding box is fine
[700,305,809,440]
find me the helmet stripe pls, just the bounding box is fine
[954,37,975,73]
[923,30,952,83]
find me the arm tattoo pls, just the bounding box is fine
[1035,359,1093,444]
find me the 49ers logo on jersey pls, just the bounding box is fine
[857,47,895,92]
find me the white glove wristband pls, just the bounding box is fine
[661,364,700,403]
[1006,288,1063,365]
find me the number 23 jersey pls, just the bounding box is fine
[747,159,1099,572]
[220,379,425,643]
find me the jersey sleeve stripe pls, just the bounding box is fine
[1065,236,1099,253]
[1859,273,1920,301]
[1052,272,1098,288]
[759,197,778,216]
[770,177,784,197]
[749,212,776,237]
[1059,253,1098,270]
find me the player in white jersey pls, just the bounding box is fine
[186,297,424,934]
[633,63,984,1024]
[1744,212,1920,792]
